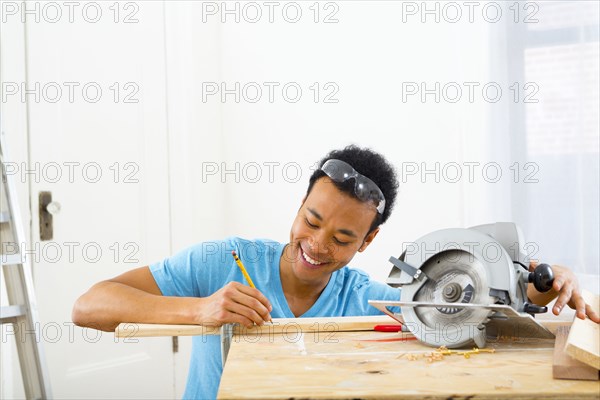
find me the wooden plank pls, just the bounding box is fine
[218,321,600,399]
[115,315,396,338]
[565,291,600,370]
[553,325,599,380]
[115,322,221,338]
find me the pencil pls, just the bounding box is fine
[231,250,272,323]
[231,250,256,288]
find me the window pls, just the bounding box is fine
[508,1,599,285]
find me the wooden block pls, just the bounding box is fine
[553,325,599,380]
[565,290,600,370]
[115,315,396,338]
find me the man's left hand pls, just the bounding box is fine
[529,261,599,323]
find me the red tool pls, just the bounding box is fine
[374,324,403,332]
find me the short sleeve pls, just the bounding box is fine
[149,239,238,298]
[366,280,401,302]
[329,268,401,316]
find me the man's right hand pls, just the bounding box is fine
[196,282,273,328]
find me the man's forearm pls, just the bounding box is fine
[72,281,200,332]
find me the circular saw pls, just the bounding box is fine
[369,222,556,348]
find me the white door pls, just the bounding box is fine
[23,2,175,398]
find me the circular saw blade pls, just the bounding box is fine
[402,250,494,348]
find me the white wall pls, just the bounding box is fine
[196,2,512,283]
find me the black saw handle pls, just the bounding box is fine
[528,263,554,293]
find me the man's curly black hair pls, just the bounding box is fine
[306,145,399,233]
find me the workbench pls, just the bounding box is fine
[217,316,600,399]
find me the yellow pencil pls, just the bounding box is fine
[231,250,256,288]
[231,250,272,323]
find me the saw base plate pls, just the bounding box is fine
[369,300,555,347]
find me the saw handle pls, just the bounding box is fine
[523,303,548,314]
[528,263,554,293]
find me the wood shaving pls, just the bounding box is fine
[405,346,495,362]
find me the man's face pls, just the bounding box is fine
[286,177,380,288]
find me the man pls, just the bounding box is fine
[73,145,598,399]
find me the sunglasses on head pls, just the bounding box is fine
[321,159,386,215]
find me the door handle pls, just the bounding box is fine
[39,191,60,241]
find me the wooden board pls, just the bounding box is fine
[115,322,221,338]
[565,290,600,370]
[553,325,599,380]
[115,315,395,338]
[218,318,600,399]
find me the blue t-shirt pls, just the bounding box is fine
[150,237,400,400]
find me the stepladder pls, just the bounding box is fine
[0,131,52,399]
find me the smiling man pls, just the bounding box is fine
[73,145,598,400]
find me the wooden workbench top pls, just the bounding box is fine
[218,316,599,399]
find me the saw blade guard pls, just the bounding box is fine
[400,249,494,348]
[397,228,517,293]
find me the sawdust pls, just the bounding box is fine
[402,346,496,362]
